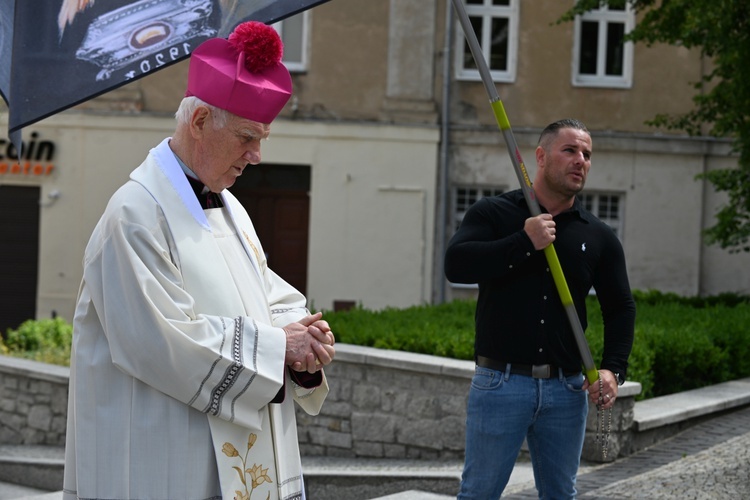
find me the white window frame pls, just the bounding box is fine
[272,11,309,72]
[578,191,625,240]
[454,0,519,83]
[572,5,635,88]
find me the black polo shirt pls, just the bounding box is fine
[444,189,635,378]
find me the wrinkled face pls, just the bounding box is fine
[539,127,592,198]
[193,110,270,192]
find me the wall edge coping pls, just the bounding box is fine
[0,356,69,384]
[634,377,750,431]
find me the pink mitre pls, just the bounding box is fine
[185,21,292,124]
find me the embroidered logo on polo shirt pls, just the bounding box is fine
[582,243,587,252]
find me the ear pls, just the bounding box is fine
[189,106,211,139]
[535,145,546,169]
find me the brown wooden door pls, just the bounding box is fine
[230,164,310,295]
[0,186,39,337]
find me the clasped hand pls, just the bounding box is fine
[283,312,336,373]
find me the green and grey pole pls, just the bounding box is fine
[450,0,599,385]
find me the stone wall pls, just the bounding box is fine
[297,344,641,463]
[296,345,474,460]
[0,356,68,446]
[0,345,641,463]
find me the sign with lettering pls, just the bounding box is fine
[0,131,55,176]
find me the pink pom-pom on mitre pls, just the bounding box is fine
[228,21,284,74]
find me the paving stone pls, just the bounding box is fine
[504,405,750,499]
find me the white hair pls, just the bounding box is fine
[175,96,229,130]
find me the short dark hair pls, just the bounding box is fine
[538,119,589,149]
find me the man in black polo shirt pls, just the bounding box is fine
[445,118,635,499]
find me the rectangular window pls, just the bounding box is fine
[453,185,505,231]
[455,0,518,83]
[578,192,624,239]
[273,11,309,72]
[573,5,634,88]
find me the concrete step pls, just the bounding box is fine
[0,447,468,500]
[301,456,539,500]
[0,445,64,494]
[0,447,534,500]
[370,492,454,500]
[0,482,56,500]
[634,377,750,431]
[301,456,464,499]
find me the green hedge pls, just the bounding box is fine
[3,291,749,401]
[0,317,72,366]
[323,291,750,400]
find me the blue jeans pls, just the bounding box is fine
[458,365,588,499]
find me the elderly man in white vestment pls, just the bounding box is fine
[63,21,335,500]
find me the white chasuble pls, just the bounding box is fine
[204,208,326,500]
[63,138,327,500]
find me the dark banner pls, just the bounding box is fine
[0,0,330,139]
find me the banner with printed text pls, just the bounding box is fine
[0,0,330,142]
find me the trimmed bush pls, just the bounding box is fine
[1,317,73,366]
[324,300,476,361]
[325,291,750,400]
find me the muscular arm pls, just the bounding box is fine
[593,232,636,380]
[444,198,536,284]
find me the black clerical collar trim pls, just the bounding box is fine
[185,174,207,197]
[185,174,223,209]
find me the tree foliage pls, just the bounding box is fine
[561,0,750,252]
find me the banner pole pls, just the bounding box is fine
[450,0,599,384]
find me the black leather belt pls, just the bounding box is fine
[476,356,579,379]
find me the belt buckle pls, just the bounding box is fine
[532,364,551,378]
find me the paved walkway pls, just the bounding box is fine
[504,404,750,499]
[373,404,750,499]
[2,405,750,499]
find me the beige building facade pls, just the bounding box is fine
[0,0,748,333]
[0,112,438,328]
